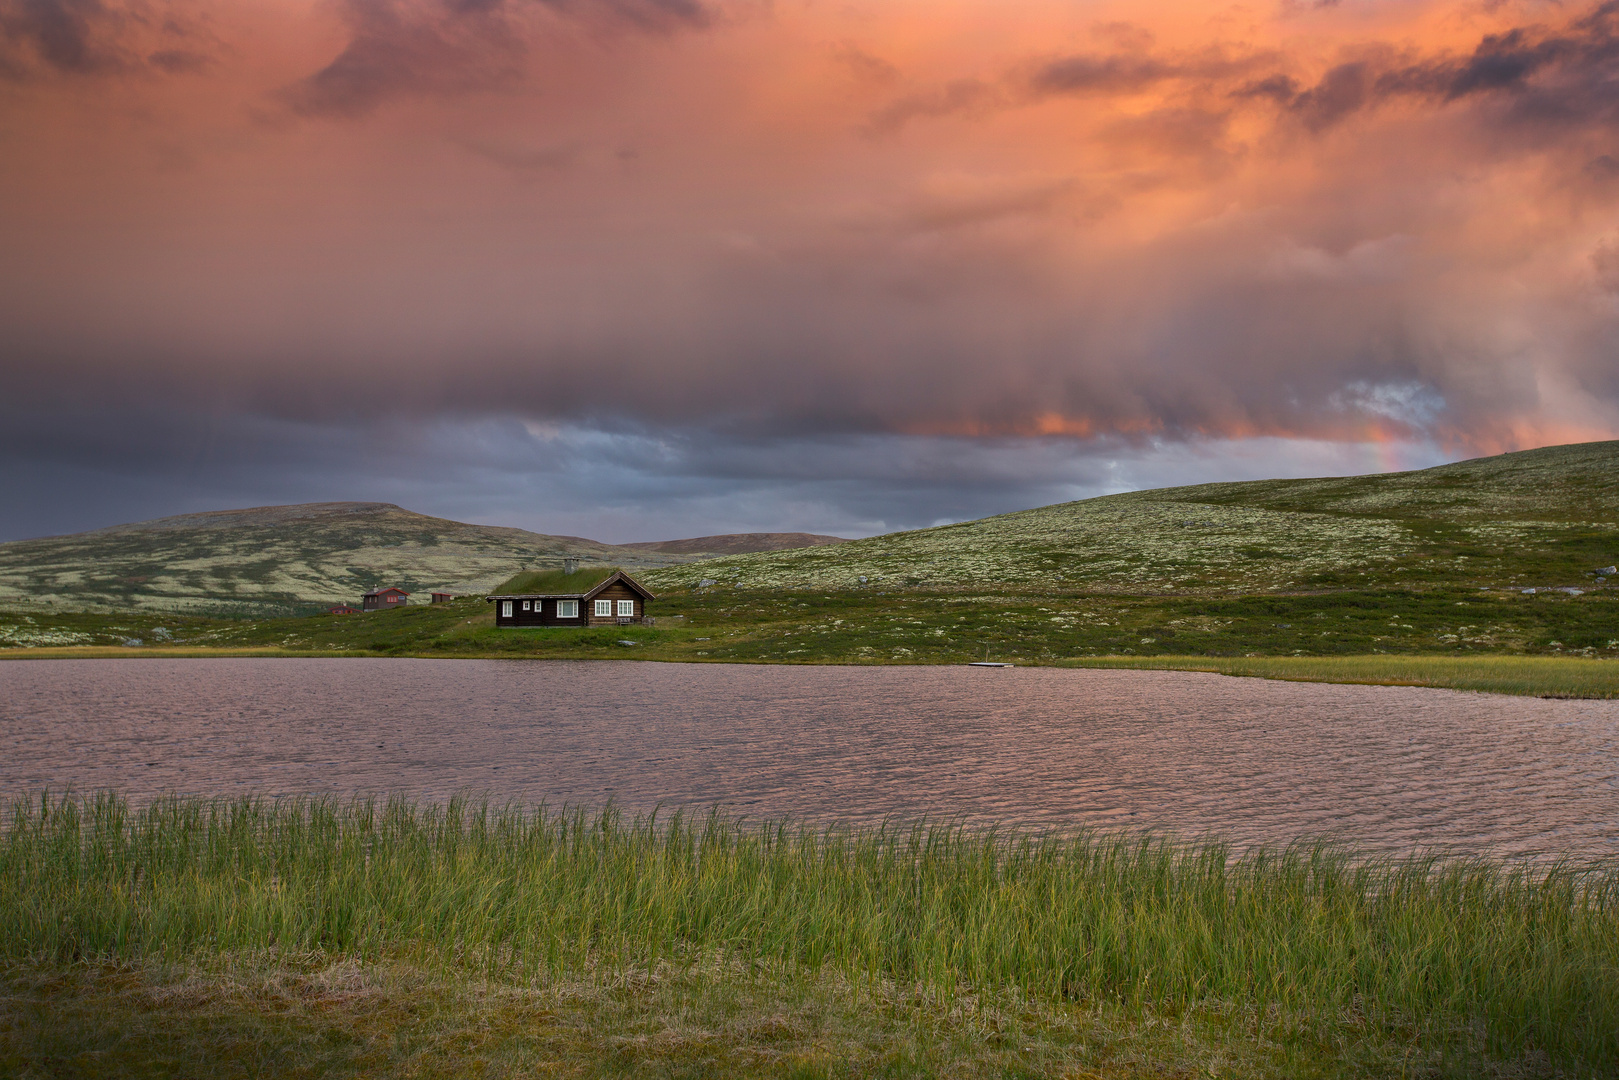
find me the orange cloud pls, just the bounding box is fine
[2,0,1618,457]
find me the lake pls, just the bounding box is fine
[2,658,1616,857]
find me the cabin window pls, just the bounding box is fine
[522,601,530,611]
[594,599,612,617]
[617,600,634,617]
[557,600,577,618]
[501,601,513,618]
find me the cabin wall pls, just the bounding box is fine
[494,597,588,628]
[587,582,644,626]
[491,578,651,628]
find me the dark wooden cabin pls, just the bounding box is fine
[487,567,655,628]
[430,592,456,603]
[362,587,410,611]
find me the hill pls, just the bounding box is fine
[640,441,1619,596]
[620,533,849,556]
[0,503,691,616]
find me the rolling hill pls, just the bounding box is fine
[620,533,849,556]
[639,441,1619,596]
[0,503,692,616]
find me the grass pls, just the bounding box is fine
[492,565,626,595]
[2,794,1616,1077]
[1062,654,1619,698]
[6,588,1618,697]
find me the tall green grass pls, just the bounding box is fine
[4,794,1616,1069]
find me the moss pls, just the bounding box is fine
[491,565,625,595]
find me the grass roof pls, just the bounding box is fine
[492,566,621,595]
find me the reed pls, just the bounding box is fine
[3,793,1616,1070]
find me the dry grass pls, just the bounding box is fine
[0,951,1562,1078]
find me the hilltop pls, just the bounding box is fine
[620,533,849,556]
[640,441,1619,596]
[0,503,690,617]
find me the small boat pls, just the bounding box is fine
[967,661,1014,668]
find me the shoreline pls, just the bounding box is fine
[2,647,1616,697]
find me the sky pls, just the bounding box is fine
[3,0,1618,543]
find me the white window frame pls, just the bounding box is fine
[594,599,613,617]
[557,600,577,618]
[617,599,635,617]
[522,600,530,611]
[501,601,513,618]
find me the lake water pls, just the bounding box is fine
[2,658,1616,858]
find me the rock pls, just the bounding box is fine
[616,639,639,647]
[1596,566,1617,576]
[698,578,717,588]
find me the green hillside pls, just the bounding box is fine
[640,441,1619,596]
[0,503,689,617]
[2,443,1616,681]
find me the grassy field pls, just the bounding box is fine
[5,588,1617,696]
[1062,654,1619,698]
[3,795,1615,1078]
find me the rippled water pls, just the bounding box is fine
[2,658,1616,857]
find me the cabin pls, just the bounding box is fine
[362,587,410,611]
[430,592,456,603]
[328,605,361,615]
[487,567,655,628]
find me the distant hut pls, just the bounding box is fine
[362,587,410,611]
[487,567,655,628]
[430,591,456,603]
[329,605,361,615]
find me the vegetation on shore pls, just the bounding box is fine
[4,587,1618,697]
[3,794,1616,1077]
[1061,654,1619,699]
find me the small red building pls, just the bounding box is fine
[329,605,361,615]
[362,587,410,611]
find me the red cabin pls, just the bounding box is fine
[362,587,410,611]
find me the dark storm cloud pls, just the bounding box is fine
[278,0,523,118]
[1271,3,1619,129]
[875,2,1619,139]
[0,0,123,74]
[0,0,219,78]
[279,0,712,118]
[0,395,1441,543]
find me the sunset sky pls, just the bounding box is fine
[4,0,1618,542]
